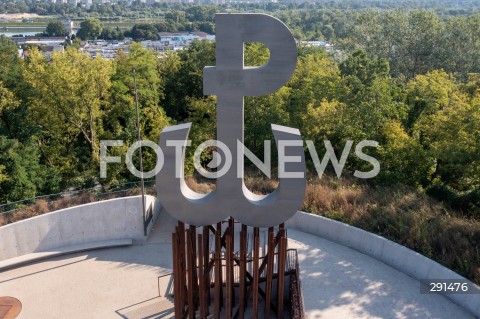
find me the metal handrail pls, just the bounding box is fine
[0,180,156,215]
[289,249,305,319]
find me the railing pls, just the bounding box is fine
[0,180,157,228]
[288,249,305,319]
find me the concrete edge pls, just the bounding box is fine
[146,197,164,238]
[0,238,133,272]
[1,195,154,229]
[286,211,480,318]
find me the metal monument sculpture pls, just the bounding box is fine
[156,13,306,228]
[157,13,306,318]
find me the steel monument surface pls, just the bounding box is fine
[156,13,306,227]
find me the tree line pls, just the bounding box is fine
[3,0,480,16]
[36,6,480,83]
[0,33,478,215]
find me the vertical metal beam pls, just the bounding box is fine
[178,222,186,312]
[229,218,235,303]
[239,224,247,319]
[265,227,274,318]
[187,228,195,319]
[172,232,183,319]
[198,234,206,319]
[190,225,198,311]
[218,222,223,309]
[277,232,287,319]
[252,227,260,319]
[214,223,222,319]
[203,226,211,313]
[226,231,233,319]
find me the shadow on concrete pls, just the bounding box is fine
[287,228,473,319]
[0,258,88,284]
[115,296,174,319]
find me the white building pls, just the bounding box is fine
[299,40,334,52]
[151,31,215,51]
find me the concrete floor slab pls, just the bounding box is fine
[0,212,474,319]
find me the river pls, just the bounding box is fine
[0,31,41,37]
[0,26,46,37]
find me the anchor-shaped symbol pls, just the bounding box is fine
[156,14,306,228]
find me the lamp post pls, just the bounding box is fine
[133,69,146,235]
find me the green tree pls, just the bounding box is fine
[301,99,346,145]
[0,81,20,136]
[338,51,407,140]
[111,42,170,141]
[162,40,215,120]
[287,53,343,129]
[0,35,22,90]
[339,50,390,88]
[77,18,103,40]
[400,11,443,79]
[321,24,334,40]
[245,87,292,157]
[0,164,7,184]
[24,48,113,184]
[406,70,466,129]
[108,43,171,180]
[438,16,480,80]
[183,96,216,175]
[340,11,443,80]
[420,99,479,191]
[376,120,434,186]
[100,26,125,41]
[0,36,37,141]
[46,21,68,37]
[126,24,158,40]
[0,137,61,203]
[406,70,478,191]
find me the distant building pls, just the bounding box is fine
[299,40,334,52]
[40,45,64,61]
[13,31,214,61]
[19,40,65,60]
[81,40,132,59]
[142,31,214,52]
[11,37,67,46]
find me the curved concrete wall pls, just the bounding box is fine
[286,211,480,318]
[0,195,160,262]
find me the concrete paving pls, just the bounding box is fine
[0,211,474,319]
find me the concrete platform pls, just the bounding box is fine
[0,211,475,319]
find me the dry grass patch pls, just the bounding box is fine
[301,178,480,285]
